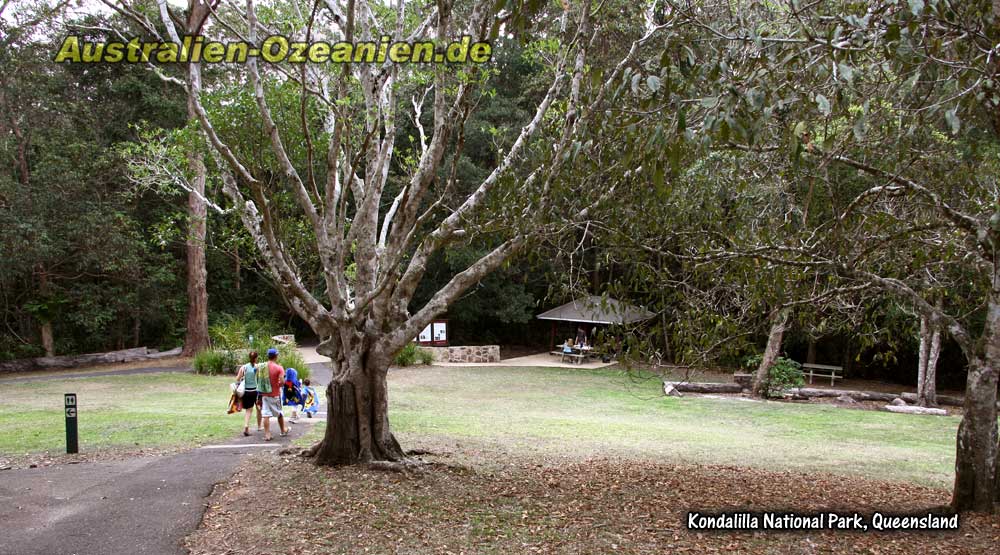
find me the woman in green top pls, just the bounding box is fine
[235,351,262,436]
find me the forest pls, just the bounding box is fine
[3,0,1000,512]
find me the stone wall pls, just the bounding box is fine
[421,345,500,364]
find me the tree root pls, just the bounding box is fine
[300,442,322,458]
[405,448,437,456]
[365,458,431,474]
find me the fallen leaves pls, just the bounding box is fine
[186,448,999,555]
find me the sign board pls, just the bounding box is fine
[432,322,447,343]
[65,393,78,454]
[415,319,448,346]
[417,324,432,343]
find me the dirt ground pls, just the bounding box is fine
[186,440,999,555]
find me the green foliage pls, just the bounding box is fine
[193,349,239,375]
[418,348,435,365]
[203,310,309,378]
[275,342,310,380]
[208,309,287,351]
[394,343,433,367]
[394,343,420,367]
[744,355,805,399]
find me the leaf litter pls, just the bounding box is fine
[185,442,999,554]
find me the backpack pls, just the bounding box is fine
[239,363,256,389]
[255,363,272,394]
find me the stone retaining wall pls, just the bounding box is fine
[422,345,500,364]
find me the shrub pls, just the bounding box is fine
[743,354,804,398]
[204,310,310,379]
[394,343,419,367]
[275,341,310,380]
[193,349,239,375]
[417,347,434,365]
[209,310,286,351]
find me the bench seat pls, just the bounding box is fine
[801,363,844,386]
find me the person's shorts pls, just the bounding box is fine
[261,396,283,418]
[241,390,258,410]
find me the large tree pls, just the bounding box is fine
[1,1,189,358]
[106,0,664,465]
[606,0,1000,512]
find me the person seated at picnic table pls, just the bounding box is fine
[562,338,575,353]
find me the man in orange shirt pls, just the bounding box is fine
[260,348,288,441]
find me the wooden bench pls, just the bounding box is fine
[800,363,843,386]
[550,350,586,364]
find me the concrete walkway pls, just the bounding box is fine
[0,362,332,555]
[0,416,319,555]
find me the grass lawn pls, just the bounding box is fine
[0,365,964,489]
[191,367,999,555]
[0,372,240,458]
[388,366,960,488]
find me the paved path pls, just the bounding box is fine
[0,362,332,555]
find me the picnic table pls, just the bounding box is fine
[549,345,594,364]
[800,362,843,386]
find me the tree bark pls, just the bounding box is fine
[917,314,930,404]
[666,381,743,394]
[925,298,943,406]
[952,361,999,511]
[37,266,54,357]
[312,335,407,465]
[917,299,942,407]
[951,292,1000,512]
[180,90,210,357]
[752,307,790,397]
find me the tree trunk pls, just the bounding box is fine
[180,93,210,357]
[917,300,942,407]
[233,246,241,292]
[917,314,930,404]
[752,307,790,398]
[952,361,999,512]
[40,322,54,357]
[37,266,54,357]
[806,337,817,364]
[951,292,1000,512]
[925,298,943,406]
[312,336,407,465]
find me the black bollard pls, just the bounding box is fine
[65,393,78,454]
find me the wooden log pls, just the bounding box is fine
[666,381,743,394]
[884,405,949,416]
[732,373,753,388]
[900,392,964,407]
[0,347,154,373]
[147,347,184,359]
[662,382,684,397]
[788,387,899,402]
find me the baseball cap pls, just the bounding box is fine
[267,347,279,357]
